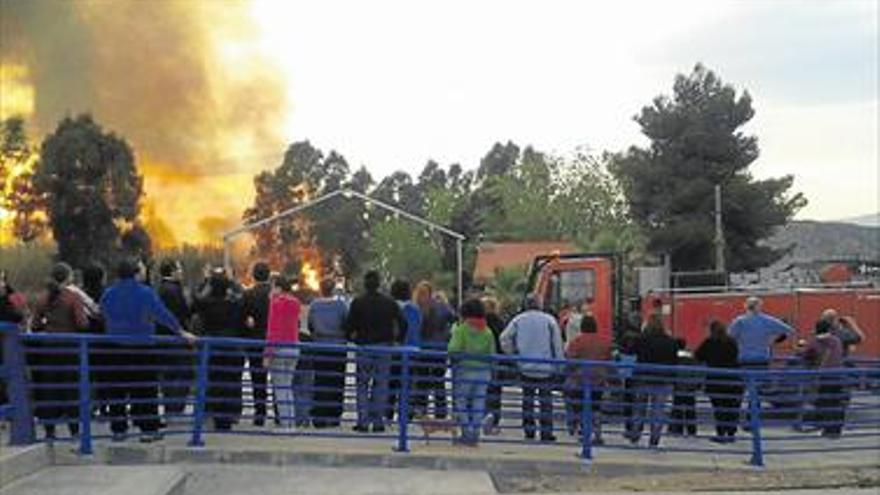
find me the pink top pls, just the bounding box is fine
[265,292,301,357]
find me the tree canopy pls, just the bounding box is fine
[33,114,150,269]
[1,117,46,243]
[610,64,806,272]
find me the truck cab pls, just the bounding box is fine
[524,253,621,345]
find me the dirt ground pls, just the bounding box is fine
[491,466,880,493]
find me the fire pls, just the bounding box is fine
[301,260,321,292]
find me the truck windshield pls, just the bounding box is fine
[544,268,596,315]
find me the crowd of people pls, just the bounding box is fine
[0,260,868,448]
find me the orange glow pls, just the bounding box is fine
[301,260,321,292]
[0,64,35,120]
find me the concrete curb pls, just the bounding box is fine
[0,444,50,488]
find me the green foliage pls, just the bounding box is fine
[610,64,806,272]
[487,264,528,319]
[368,219,441,284]
[33,114,150,269]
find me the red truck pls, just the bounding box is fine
[524,253,880,358]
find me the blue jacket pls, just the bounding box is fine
[398,301,422,347]
[101,279,182,340]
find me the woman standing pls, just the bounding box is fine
[264,275,301,431]
[31,263,88,439]
[193,269,245,431]
[694,320,740,443]
[448,298,496,446]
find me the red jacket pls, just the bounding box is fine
[265,292,301,357]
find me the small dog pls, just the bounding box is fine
[412,415,458,444]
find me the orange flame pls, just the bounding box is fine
[301,260,321,292]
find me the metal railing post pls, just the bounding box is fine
[1,324,34,445]
[579,365,593,461]
[189,341,210,447]
[746,374,764,467]
[77,340,93,455]
[395,347,412,453]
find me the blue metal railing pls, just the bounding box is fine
[1,322,879,467]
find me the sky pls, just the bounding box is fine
[250,0,878,222]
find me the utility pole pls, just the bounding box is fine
[714,184,726,273]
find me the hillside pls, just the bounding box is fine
[752,220,879,282]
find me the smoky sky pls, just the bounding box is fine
[0,0,287,175]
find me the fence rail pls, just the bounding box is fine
[1,323,879,467]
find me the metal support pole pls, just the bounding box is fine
[189,342,211,447]
[395,348,412,453]
[77,340,93,455]
[456,239,463,309]
[714,184,726,273]
[1,324,34,445]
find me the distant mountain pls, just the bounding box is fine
[838,212,880,228]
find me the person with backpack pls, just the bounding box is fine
[500,295,564,442]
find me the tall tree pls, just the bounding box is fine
[0,117,46,243]
[33,114,148,268]
[610,64,805,272]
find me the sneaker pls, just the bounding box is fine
[253,418,265,427]
[540,434,557,443]
[352,425,369,433]
[648,437,660,449]
[592,436,605,446]
[371,424,386,433]
[524,431,536,440]
[710,435,727,444]
[821,430,842,439]
[111,432,127,443]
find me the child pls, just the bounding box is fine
[448,298,496,446]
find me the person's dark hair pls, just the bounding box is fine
[709,320,727,339]
[460,298,486,319]
[274,274,294,293]
[815,318,833,335]
[252,261,270,283]
[47,262,73,303]
[82,263,105,301]
[580,314,598,334]
[159,258,178,278]
[619,331,639,352]
[208,272,231,298]
[675,337,687,350]
[319,278,335,297]
[116,258,140,279]
[364,270,381,292]
[390,279,411,301]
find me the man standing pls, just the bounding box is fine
[500,295,564,442]
[345,271,406,433]
[156,259,192,420]
[243,262,272,427]
[729,296,794,366]
[821,309,864,357]
[308,278,349,428]
[101,259,196,443]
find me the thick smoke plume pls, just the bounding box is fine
[1,0,289,245]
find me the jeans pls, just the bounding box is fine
[453,367,491,441]
[521,374,554,437]
[413,355,448,419]
[356,347,392,428]
[294,353,314,426]
[628,382,672,445]
[269,351,299,428]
